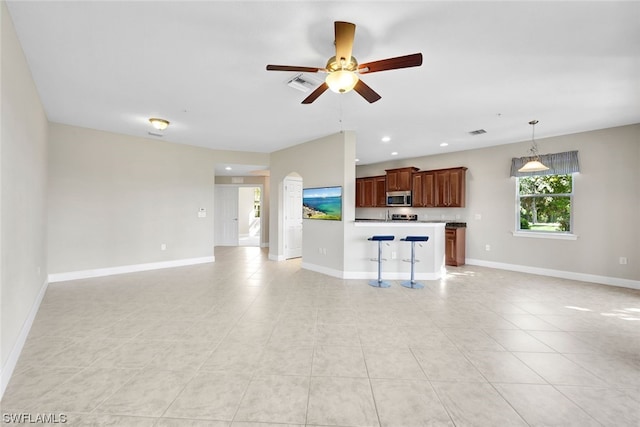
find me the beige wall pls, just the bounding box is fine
[1,0,49,389]
[47,123,269,274]
[357,124,640,284]
[269,131,356,271]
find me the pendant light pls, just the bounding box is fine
[518,120,549,173]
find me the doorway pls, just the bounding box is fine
[215,185,262,247]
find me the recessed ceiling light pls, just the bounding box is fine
[440,142,449,147]
[381,136,391,142]
[225,166,232,171]
[391,151,398,156]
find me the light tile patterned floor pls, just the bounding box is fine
[2,246,640,426]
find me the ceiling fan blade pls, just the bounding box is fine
[334,21,356,63]
[266,65,323,73]
[301,83,329,104]
[353,79,381,103]
[358,53,423,74]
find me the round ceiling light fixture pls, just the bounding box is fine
[149,118,170,131]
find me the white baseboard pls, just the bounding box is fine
[48,256,215,283]
[301,262,345,279]
[269,252,286,261]
[302,262,444,281]
[0,278,49,400]
[466,258,640,290]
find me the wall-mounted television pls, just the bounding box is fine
[302,186,342,221]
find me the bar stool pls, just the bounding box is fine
[400,236,429,289]
[368,235,395,288]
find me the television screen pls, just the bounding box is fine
[302,186,342,221]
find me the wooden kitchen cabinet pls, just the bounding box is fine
[356,178,364,207]
[412,171,435,207]
[356,176,386,207]
[386,167,419,192]
[373,176,387,206]
[445,227,466,266]
[435,167,467,207]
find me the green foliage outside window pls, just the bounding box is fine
[518,174,573,232]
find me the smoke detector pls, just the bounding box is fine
[286,73,321,92]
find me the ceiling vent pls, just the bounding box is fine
[469,129,487,135]
[148,131,164,137]
[286,73,321,92]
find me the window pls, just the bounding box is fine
[517,174,573,232]
[510,150,580,237]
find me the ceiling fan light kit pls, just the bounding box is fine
[326,69,359,93]
[266,21,422,104]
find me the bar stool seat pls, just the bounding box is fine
[368,235,395,288]
[400,236,429,289]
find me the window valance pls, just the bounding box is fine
[510,150,580,177]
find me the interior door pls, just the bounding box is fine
[215,185,239,246]
[284,177,303,259]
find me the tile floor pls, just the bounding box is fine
[2,246,640,426]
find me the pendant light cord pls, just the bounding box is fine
[529,119,540,158]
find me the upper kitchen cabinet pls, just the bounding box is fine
[356,175,387,207]
[373,176,387,206]
[434,167,467,207]
[412,171,435,207]
[386,167,419,192]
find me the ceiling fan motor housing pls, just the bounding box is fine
[325,55,358,72]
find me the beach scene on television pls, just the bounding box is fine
[302,186,342,221]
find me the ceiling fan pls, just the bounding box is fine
[266,21,423,104]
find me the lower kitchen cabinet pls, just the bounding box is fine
[445,227,466,266]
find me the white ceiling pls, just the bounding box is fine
[7,1,640,169]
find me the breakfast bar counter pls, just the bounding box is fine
[345,220,446,280]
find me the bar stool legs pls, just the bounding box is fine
[368,235,394,288]
[400,236,429,289]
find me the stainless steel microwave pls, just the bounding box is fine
[386,191,412,206]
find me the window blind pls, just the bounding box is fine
[510,150,580,177]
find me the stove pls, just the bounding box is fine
[391,214,418,221]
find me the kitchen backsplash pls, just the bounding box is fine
[356,206,467,222]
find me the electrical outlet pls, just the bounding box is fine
[475,213,482,220]
[391,251,397,259]
[485,244,491,251]
[161,243,167,251]
[619,257,628,265]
